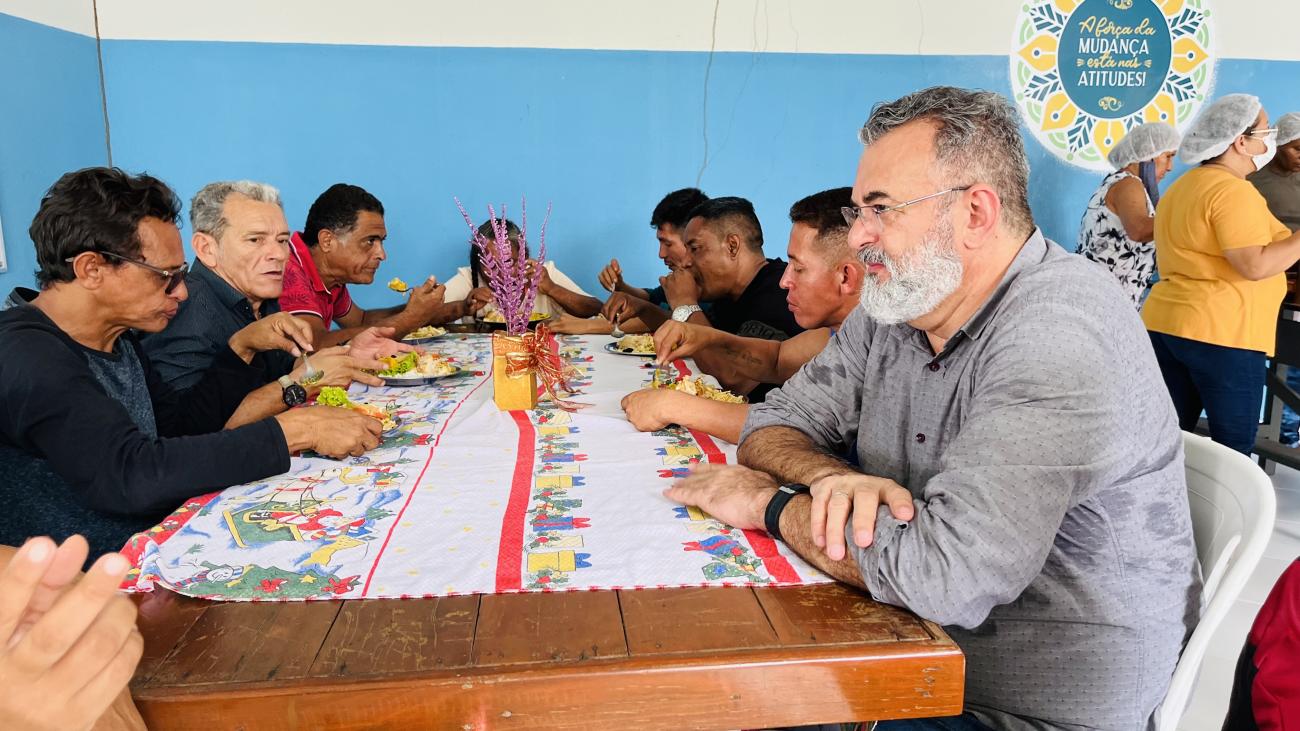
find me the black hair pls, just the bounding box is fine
[788,187,853,235]
[302,183,384,246]
[650,188,709,230]
[470,218,524,288]
[685,196,763,252]
[30,167,181,289]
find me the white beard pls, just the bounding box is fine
[857,216,963,325]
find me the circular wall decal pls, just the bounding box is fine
[1010,0,1214,170]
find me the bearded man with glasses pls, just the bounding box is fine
[0,167,384,562]
[663,87,1200,730]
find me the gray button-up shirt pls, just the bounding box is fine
[744,230,1200,730]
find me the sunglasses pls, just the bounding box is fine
[66,251,189,294]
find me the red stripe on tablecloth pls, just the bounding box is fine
[494,410,537,592]
[360,375,490,596]
[741,528,801,583]
[683,378,802,584]
[672,358,692,377]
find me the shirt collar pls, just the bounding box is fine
[955,228,1049,342]
[190,259,250,311]
[290,231,330,294]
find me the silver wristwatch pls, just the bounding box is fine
[671,304,703,322]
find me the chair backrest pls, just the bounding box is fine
[1155,432,1277,731]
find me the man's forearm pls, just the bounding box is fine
[674,401,748,445]
[224,382,287,429]
[710,333,782,384]
[547,287,604,318]
[738,426,857,485]
[778,494,868,588]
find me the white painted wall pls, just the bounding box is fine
[2,0,1298,61]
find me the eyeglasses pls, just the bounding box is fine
[1246,127,1279,139]
[842,186,972,233]
[66,251,189,294]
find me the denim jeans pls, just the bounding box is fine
[1280,366,1300,446]
[874,713,995,731]
[1149,331,1266,455]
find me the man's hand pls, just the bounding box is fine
[403,277,448,323]
[602,292,653,328]
[0,537,144,731]
[348,327,414,361]
[525,260,556,297]
[810,474,915,560]
[662,463,778,531]
[620,388,690,432]
[290,345,385,389]
[598,259,625,293]
[229,312,315,362]
[275,405,383,458]
[464,287,494,317]
[652,320,721,365]
[660,269,701,308]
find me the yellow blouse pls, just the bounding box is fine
[1142,165,1290,355]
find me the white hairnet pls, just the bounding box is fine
[1179,93,1262,165]
[1107,123,1181,169]
[1278,112,1300,147]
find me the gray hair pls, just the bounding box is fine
[859,86,1034,237]
[189,180,283,241]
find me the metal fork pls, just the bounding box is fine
[610,314,625,339]
[301,351,321,383]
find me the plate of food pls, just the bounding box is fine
[605,333,656,357]
[477,310,551,330]
[650,376,745,403]
[401,325,447,345]
[315,387,401,431]
[376,351,462,385]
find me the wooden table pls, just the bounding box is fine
[131,583,963,730]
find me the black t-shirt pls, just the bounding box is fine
[706,259,802,401]
[708,259,802,341]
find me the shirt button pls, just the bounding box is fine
[915,433,926,443]
[927,362,940,372]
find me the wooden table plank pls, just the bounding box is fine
[310,595,480,677]
[130,590,211,688]
[755,583,933,646]
[472,590,627,666]
[149,600,343,686]
[619,586,777,655]
[135,641,963,730]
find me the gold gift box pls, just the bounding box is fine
[492,333,538,411]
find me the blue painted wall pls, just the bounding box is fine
[7,29,1300,307]
[0,13,106,293]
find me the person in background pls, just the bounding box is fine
[621,187,861,442]
[1076,122,1180,307]
[1249,112,1300,447]
[142,180,407,392]
[283,183,462,347]
[604,196,804,398]
[601,187,710,306]
[0,168,381,559]
[442,218,603,321]
[0,536,146,731]
[1144,94,1300,455]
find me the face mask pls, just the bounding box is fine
[1252,134,1277,172]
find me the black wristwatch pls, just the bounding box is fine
[764,483,810,543]
[278,375,307,407]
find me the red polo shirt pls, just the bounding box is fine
[281,232,354,329]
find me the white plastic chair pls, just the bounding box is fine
[1155,432,1277,731]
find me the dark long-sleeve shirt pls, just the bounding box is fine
[0,301,290,558]
[141,259,296,389]
[743,230,1201,730]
